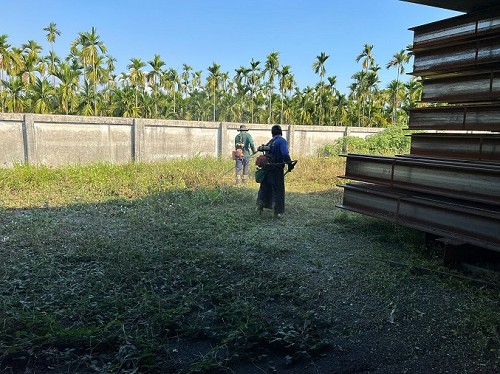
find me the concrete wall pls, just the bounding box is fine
[0,113,382,167]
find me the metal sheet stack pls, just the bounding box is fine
[337,1,500,252]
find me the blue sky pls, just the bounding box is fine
[2,0,461,94]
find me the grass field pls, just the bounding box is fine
[1,157,499,373]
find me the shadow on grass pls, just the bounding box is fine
[1,187,499,373]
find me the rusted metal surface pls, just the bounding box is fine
[420,71,500,102]
[412,38,500,76]
[402,0,500,13]
[338,182,500,252]
[342,153,500,206]
[410,133,500,160]
[408,105,500,131]
[410,11,500,51]
[401,154,500,166]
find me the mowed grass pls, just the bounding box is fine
[0,157,499,373]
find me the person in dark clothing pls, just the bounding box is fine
[256,125,295,218]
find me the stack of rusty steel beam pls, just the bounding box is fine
[338,1,500,252]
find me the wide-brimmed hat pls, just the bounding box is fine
[239,125,249,131]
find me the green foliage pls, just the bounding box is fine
[0,24,420,125]
[364,125,412,155]
[318,136,368,156]
[318,125,412,156]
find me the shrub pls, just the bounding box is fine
[318,125,412,156]
[318,136,368,156]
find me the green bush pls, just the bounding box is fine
[318,136,368,156]
[318,125,412,156]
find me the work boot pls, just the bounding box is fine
[235,175,241,185]
[242,175,248,186]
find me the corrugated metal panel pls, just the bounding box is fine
[412,38,500,76]
[411,13,500,51]
[338,183,500,252]
[408,105,500,131]
[410,133,500,160]
[342,154,500,206]
[421,72,500,103]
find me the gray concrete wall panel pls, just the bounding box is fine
[33,122,132,166]
[0,113,382,168]
[143,125,219,161]
[0,118,25,167]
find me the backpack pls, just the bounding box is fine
[232,133,245,159]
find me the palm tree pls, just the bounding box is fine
[220,71,230,94]
[2,76,25,112]
[181,63,192,98]
[54,62,80,114]
[264,51,279,124]
[87,54,109,115]
[20,54,41,85]
[325,75,337,124]
[110,85,136,117]
[43,22,61,85]
[207,62,221,121]
[365,68,380,126]
[0,34,13,111]
[234,66,249,86]
[278,65,295,124]
[248,59,261,123]
[105,54,117,89]
[77,79,96,116]
[44,51,60,80]
[386,79,406,126]
[20,40,44,85]
[312,52,329,125]
[333,93,348,126]
[190,70,203,93]
[356,44,374,72]
[180,63,193,118]
[73,27,107,114]
[29,77,55,114]
[234,66,251,121]
[404,77,422,110]
[147,54,165,86]
[161,68,179,118]
[127,57,146,113]
[147,54,165,117]
[356,44,375,125]
[386,48,411,124]
[296,87,315,125]
[7,47,23,78]
[0,34,11,81]
[350,70,370,126]
[22,40,43,61]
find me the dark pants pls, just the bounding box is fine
[257,166,285,215]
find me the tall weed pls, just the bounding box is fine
[318,125,413,156]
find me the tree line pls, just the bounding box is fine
[0,23,420,127]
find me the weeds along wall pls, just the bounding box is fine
[0,113,382,167]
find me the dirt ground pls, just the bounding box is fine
[224,203,500,373]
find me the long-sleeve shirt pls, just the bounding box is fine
[270,135,291,165]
